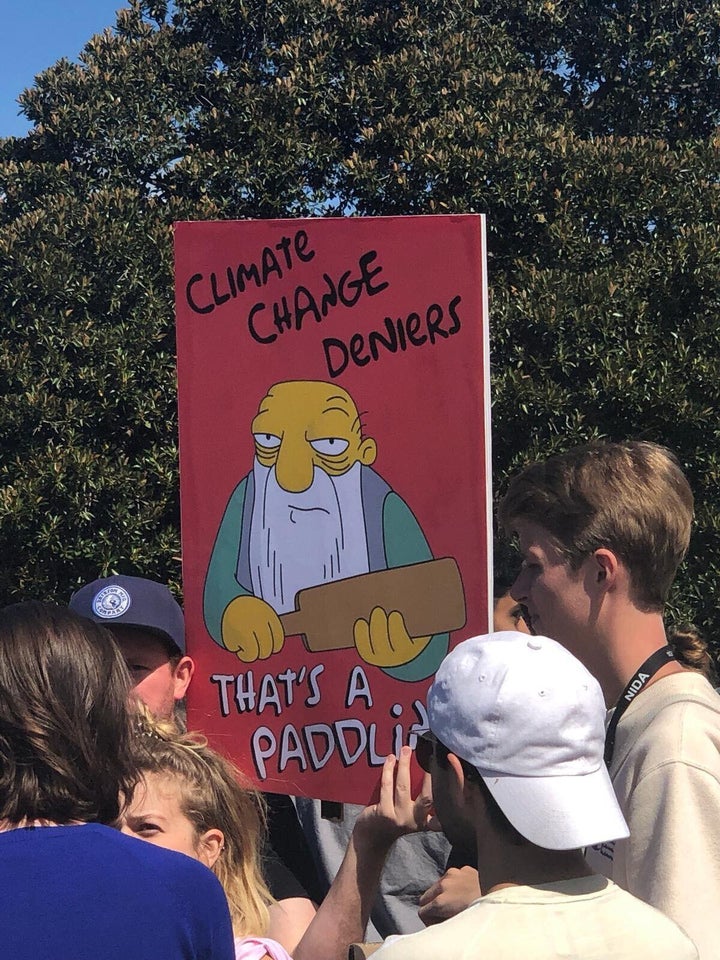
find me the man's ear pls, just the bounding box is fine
[592,548,619,591]
[446,752,469,798]
[173,656,195,701]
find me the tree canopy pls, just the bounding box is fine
[1,0,718,642]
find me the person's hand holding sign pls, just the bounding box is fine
[353,607,432,668]
[355,745,434,844]
[221,595,284,662]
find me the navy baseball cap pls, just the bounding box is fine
[69,575,185,654]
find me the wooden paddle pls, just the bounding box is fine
[280,557,466,652]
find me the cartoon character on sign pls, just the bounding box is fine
[203,380,465,681]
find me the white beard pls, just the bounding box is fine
[249,460,371,613]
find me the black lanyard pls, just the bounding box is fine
[604,645,676,766]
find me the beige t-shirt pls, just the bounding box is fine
[586,673,720,960]
[370,875,697,960]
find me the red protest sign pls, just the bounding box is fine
[175,214,491,803]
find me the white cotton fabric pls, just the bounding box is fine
[370,876,698,960]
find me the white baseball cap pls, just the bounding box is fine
[427,631,629,850]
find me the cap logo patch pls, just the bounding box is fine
[92,585,132,619]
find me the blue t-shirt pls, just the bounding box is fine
[0,822,234,960]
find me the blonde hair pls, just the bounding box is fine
[500,441,693,611]
[133,712,273,937]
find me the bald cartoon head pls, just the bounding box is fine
[251,381,378,494]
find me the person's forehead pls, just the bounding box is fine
[515,520,556,554]
[109,626,173,662]
[134,772,184,813]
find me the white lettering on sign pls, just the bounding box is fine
[248,699,428,779]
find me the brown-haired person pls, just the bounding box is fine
[417,545,530,926]
[500,440,720,960]
[0,601,234,960]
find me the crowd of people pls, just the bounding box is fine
[0,439,718,959]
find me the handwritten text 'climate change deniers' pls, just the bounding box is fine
[185,229,463,377]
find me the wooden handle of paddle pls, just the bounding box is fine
[279,558,466,652]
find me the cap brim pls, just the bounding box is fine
[78,613,184,654]
[481,766,629,850]
[110,621,182,650]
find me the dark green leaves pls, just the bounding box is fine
[1,0,718,644]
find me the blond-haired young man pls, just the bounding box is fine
[501,440,720,960]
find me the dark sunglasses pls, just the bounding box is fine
[415,731,449,773]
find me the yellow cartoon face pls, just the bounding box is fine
[251,381,377,493]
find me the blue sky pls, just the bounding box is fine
[1,2,128,138]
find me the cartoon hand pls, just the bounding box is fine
[354,606,431,668]
[221,595,285,662]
